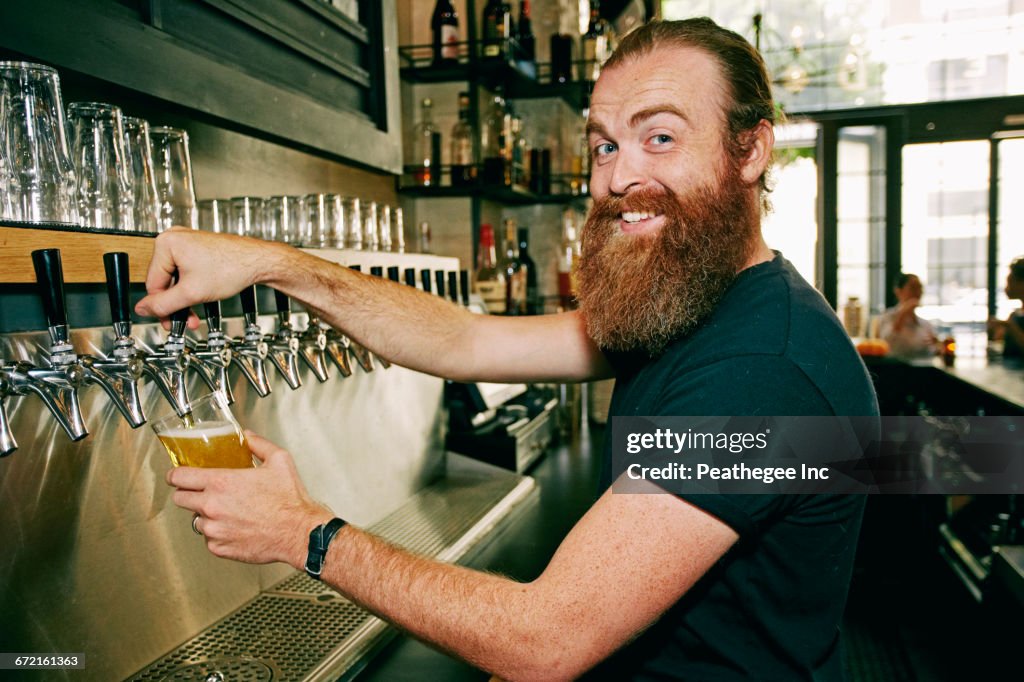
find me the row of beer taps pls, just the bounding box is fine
[0,249,470,457]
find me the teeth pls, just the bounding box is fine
[622,211,660,223]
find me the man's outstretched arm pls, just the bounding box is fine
[135,228,611,384]
[171,434,738,682]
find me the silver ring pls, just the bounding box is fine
[191,512,203,536]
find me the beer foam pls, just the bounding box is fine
[158,421,240,439]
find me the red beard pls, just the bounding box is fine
[575,163,759,356]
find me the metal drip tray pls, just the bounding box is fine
[158,657,275,682]
[128,459,536,682]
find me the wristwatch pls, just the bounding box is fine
[305,517,347,579]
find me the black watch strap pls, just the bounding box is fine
[305,517,347,580]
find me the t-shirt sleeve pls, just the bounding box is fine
[655,354,834,536]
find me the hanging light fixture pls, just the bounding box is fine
[837,34,868,92]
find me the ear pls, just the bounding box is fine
[737,120,774,186]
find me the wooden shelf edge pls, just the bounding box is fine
[0,226,156,284]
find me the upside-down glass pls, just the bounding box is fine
[0,61,77,224]
[302,193,328,248]
[229,196,265,238]
[122,116,160,232]
[67,102,135,230]
[150,126,197,230]
[322,193,346,248]
[344,196,362,249]
[150,391,254,469]
[363,200,379,251]
[266,195,302,244]
[393,206,406,252]
[378,203,393,252]
[197,198,229,233]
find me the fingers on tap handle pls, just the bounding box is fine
[103,252,131,324]
[168,269,192,328]
[31,248,68,328]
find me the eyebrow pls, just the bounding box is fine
[585,104,690,139]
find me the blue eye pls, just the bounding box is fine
[594,142,617,156]
[651,134,673,145]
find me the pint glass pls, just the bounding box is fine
[150,392,254,468]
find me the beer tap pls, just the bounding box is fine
[282,292,330,383]
[264,289,302,390]
[191,301,235,404]
[75,252,147,428]
[434,270,446,300]
[404,268,418,289]
[138,273,195,418]
[305,307,352,378]
[420,269,432,295]
[13,249,90,442]
[230,285,272,397]
[0,364,19,456]
[460,270,471,307]
[447,271,459,304]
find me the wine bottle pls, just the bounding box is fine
[431,0,459,65]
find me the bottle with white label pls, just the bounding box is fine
[432,0,459,66]
[474,223,506,313]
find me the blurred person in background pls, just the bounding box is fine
[989,256,1024,361]
[878,273,940,360]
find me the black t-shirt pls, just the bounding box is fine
[586,254,879,681]
[1004,311,1024,359]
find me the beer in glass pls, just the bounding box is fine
[150,392,254,468]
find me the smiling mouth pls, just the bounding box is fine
[620,211,665,233]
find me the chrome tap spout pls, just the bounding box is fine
[267,290,302,390]
[139,350,192,418]
[233,287,273,397]
[1,360,89,443]
[298,321,331,383]
[79,353,146,428]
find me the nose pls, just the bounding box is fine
[607,147,650,196]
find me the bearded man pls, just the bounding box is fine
[137,18,877,681]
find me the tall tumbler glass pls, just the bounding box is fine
[229,196,265,238]
[0,62,77,224]
[363,200,379,251]
[344,197,362,250]
[323,193,346,248]
[393,206,406,252]
[266,195,302,244]
[122,116,160,232]
[67,102,135,230]
[378,203,393,252]
[302,193,328,248]
[150,126,197,230]
[197,198,229,233]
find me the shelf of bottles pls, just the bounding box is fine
[398,40,592,113]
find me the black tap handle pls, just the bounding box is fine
[240,285,259,317]
[203,301,222,332]
[349,264,362,273]
[420,269,432,294]
[370,266,384,278]
[169,270,191,329]
[404,268,417,287]
[102,252,131,324]
[274,289,290,315]
[447,271,459,303]
[31,249,68,329]
[387,266,400,282]
[460,270,470,307]
[435,270,446,298]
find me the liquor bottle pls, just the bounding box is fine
[518,226,539,314]
[558,207,580,310]
[411,98,440,186]
[431,0,459,66]
[450,92,475,187]
[482,0,512,60]
[500,218,526,315]
[581,1,610,82]
[474,223,506,313]
[515,1,536,66]
[481,94,511,186]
